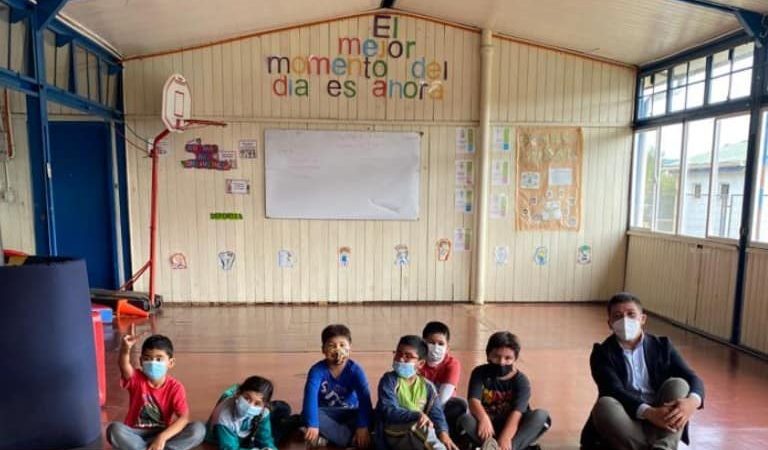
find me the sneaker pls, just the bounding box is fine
[481,438,499,450]
[306,436,328,448]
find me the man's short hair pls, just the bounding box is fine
[397,335,428,360]
[422,321,450,341]
[321,324,352,345]
[607,292,643,314]
[142,335,174,357]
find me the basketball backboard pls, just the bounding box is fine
[161,74,191,132]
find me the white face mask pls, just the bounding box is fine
[612,317,642,342]
[426,343,447,366]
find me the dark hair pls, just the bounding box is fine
[397,335,428,360]
[321,324,352,345]
[238,375,274,402]
[607,292,643,315]
[422,321,450,341]
[485,331,521,358]
[142,335,174,358]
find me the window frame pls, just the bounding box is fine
[750,108,768,249]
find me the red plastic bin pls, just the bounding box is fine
[91,311,106,406]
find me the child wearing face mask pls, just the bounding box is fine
[374,335,459,450]
[458,332,550,450]
[420,321,467,439]
[106,326,205,450]
[205,375,290,450]
[301,324,373,448]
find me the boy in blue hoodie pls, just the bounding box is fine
[302,324,373,448]
[375,335,459,450]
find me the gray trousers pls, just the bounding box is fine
[591,378,690,450]
[106,421,206,450]
[457,409,550,450]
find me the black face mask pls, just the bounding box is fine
[488,362,513,377]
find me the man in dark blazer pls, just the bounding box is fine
[580,292,705,450]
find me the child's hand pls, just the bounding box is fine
[438,431,459,450]
[353,427,371,448]
[417,412,433,429]
[497,431,514,450]
[147,435,167,450]
[304,426,320,444]
[121,324,148,351]
[477,416,494,441]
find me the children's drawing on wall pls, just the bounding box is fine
[533,246,549,266]
[493,126,511,152]
[181,138,233,170]
[455,127,476,154]
[238,139,258,159]
[278,250,295,268]
[218,251,236,271]
[225,179,250,195]
[339,247,351,268]
[492,160,510,186]
[455,189,473,213]
[454,228,472,252]
[516,127,583,231]
[495,246,509,266]
[169,252,187,270]
[455,160,474,186]
[436,239,451,262]
[577,244,592,265]
[395,245,409,267]
[490,193,508,219]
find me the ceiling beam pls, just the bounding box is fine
[673,0,768,47]
[35,0,69,30]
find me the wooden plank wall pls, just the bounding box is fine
[121,13,635,302]
[0,112,35,253]
[625,234,737,340]
[742,248,768,354]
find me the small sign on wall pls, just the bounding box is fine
[238,139,258,159]
[226,179,250,195]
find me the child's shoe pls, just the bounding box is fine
[481,437,499,450]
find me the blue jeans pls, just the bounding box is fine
[317,407,361,447]
[106,421,205,450]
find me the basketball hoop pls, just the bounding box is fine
[120,74,226,309]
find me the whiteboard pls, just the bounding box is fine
[265,129,420,220]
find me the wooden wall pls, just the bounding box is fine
[742,248,768,353]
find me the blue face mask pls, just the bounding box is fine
[393,361,417,378]
[235,396,267,418]
[141,361,168,381]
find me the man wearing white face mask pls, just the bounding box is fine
[580,293,705,450]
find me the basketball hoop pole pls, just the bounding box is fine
[121,119,226,308]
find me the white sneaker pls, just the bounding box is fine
[306,436,328,448]
[481,438,499,450]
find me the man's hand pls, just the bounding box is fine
[417,412,433,429]
[304,426,320,444]
[438,431,459,450]
[147,435,167,450]
[664,397,699,430]
[477,416,495,441]
[644,406,677,432]
[353,427,371,449]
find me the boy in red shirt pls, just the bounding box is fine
[419,322,467,439]
[106,325,205,450]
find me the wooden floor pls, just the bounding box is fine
[86,303,768,449]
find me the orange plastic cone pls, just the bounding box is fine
[116,299,149,318]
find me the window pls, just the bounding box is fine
[638,71,668,119]
[632,114,750,240]
[752,111,768,243]
[670,58,706,113]
[709,43,753,104]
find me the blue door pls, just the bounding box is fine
[49,122,116,289]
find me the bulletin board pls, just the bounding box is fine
[265,129,421,220]
[516,127,583,231]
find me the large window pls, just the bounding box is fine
[753,111,768,243]
[631,114,751,239]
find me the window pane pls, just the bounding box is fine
[732,43,754,71]
[642,76,654,96]
[730,69,751,99]
[682,119,714,237]
[709,75,730,103]
[709,114,749,239]
[687,81,704,109]
[652,92,667,116]
[670,87,686,112]
[656,124,683,233]
[653,71,668,93]
[688,57,706,83]
[638,95,652,119]
[754,111,768,243]
[671,63,687,88]
[711,50,730,77]
[632,129,659,228]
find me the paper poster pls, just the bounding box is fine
[455,160,474,186]
[516,127,583,231]
[218,251,236,271]
[492,160,510,186]
[155,138,170,155]
[169,252,187,269]
[533,246,548,266]
[454,228,472,252]
[490,193,508,219]
[493,126,512,152]
[339,247,351,268]
[455,128,476,154]
[278,249,295,268]
[219,150,238,169]
[226,179,250,195]
[437,239,452,262]
[395,245,409,267]
[495,246,509,266]
[182,138,233,170]
[455,189,474,213]
[577,244,592,265]
[238,139,258,159]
